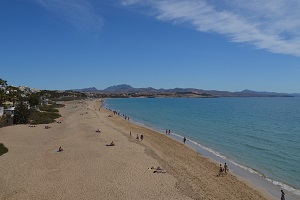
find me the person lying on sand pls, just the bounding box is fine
[45,125,50,129]
[153,170,166,173]
[28,125,36,127]
[148,166,166,173]
[95,129,101,133]
[106,141,115,146]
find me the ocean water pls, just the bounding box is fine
[104,97,300,198]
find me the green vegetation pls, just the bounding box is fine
[29,110,61,124]
[13,102,63,125]
[28,93,40,107]
[14,102,30,124]
[0,78,81,127]
[0,143,8,156]
[0,78,9,106]
[29,103,63,124]
[39,105,59,113]
[38,102,65,112]
[53,96,86,101]
[51,103,65,108]
[39,90,87,101]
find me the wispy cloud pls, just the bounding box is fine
[121,0,300,57]
[35,0,103,33]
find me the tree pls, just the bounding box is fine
[5,86,21,106]
[0,78,7,88]
[0,78,8,105]
[28,93,40,107]
[14,102,30,124]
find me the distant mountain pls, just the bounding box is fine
[72,87,99,93]
[71,85,295,97]
[103,84,134,93]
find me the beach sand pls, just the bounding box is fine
[0,99,274,200]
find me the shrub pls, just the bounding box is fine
[29,110,61,124]
[51,103,65,108]
[38,105,59,113]
[0,143,8,156]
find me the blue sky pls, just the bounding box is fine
[1,0,300,93]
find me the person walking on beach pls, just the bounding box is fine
[136,134,139,140]
[281,190,285,200]
[140,134,143,141]
[218,164,224,176]
[183,137,186,144]
[224,163,228,174]
[130,131,131,137]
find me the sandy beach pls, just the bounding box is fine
[0,99,274,200]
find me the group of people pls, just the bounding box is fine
[129,132,144,141]
[110,109,131,121]
[217,163,228,176]
[112,110,120,115]
[149,166,166,173]
[45,125,51,129]
[136,134,144,141]
[123,114,130,121]
[165,129,171,135]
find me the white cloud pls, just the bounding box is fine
[36,0,103,33]
[121,0,300,57]
[121,0,144,6]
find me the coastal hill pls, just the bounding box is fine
[72,84,295,97]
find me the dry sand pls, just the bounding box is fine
[0,99,274,200]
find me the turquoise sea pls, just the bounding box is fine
[104,97,300,199]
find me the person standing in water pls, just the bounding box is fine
[183,137,186,144]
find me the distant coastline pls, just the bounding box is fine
[72,84,297,98]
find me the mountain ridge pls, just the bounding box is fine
[71,84,296,97]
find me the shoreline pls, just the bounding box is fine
[168,133,300,200]
[103,98,300,200]
[102,99,273,199]
[0,98,288,199]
